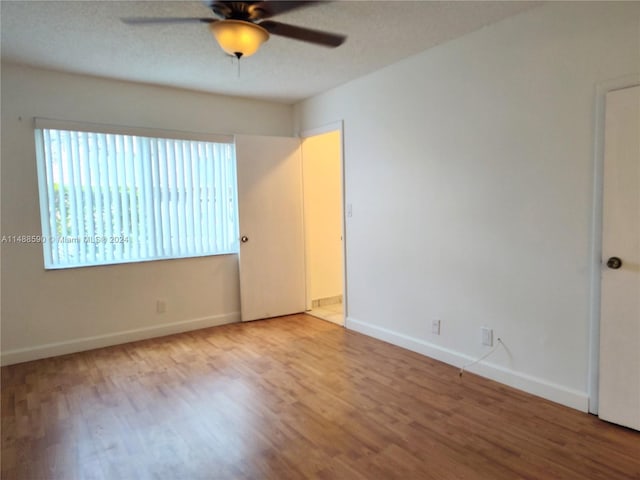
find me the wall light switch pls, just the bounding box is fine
[432,319,441,335]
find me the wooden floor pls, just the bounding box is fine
[2,315,639,480]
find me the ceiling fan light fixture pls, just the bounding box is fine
[209,20,269,58]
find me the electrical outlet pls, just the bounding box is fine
[481,327,493,346]
[156,300,166,314]
[432,319,441,335]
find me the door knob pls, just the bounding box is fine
[241,236,249,243]
[606,256,622,269]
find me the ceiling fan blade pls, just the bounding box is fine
[260,20,346,48]
[255,1,322,19]
[121,17,216,25]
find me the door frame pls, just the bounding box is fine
[299,121,348,324]
[588,74,640,414]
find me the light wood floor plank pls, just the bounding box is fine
[2,314,639,479]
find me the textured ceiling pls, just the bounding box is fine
[1,1,538,104]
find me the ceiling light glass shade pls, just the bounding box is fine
[209,20,270,58]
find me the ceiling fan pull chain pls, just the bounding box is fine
[227,54,241,79]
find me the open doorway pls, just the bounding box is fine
[301,128,345,325]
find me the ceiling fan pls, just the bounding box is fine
[122,1,347,59]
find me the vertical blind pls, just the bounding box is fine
[35,127,239,269]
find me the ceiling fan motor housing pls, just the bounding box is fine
[208,1,267,22]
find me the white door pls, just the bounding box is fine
[235,135,306,321]
[598,85,640,430]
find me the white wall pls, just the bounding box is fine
[294,2,640,411]
[1,63,293,365]
[302,131,343,303]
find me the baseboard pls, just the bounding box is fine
[346,316,589,412]
[311,295,343,308]
[1,312,240,366]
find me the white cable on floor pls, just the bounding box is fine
[459,338,504,377]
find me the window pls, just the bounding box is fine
[35,120,239,269]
